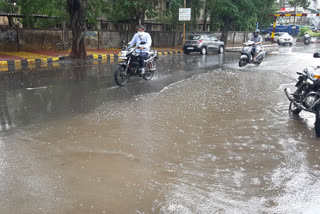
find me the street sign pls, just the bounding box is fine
[307,14,317,18]
[179,8,191,21]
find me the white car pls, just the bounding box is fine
[277,32,293,46]
[265,32,293,45]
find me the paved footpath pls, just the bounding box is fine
[0,48,182,72]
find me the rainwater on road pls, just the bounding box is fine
[0,44,320,214]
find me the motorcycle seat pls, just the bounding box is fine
[146,50,156,59]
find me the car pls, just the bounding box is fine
[277,32,293,46]
[183,34,225,55]
[264,32,293,45]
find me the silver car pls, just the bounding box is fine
[183,34,225,55]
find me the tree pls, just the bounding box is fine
[288,0,310,25]
[208,0,255,45]
[67,0,87,58]
[253,0,278,30]
[106,0,159,30]
[202,0,209,31]
[19,0,67,28]
[0,0,18,27]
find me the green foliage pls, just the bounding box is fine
[18,0,68,28]
[299,26,311,36]
[288,0,310,8]
[6,0,277,32]
[87,0,108,27]
[298,26,320,37]
[0,0,17,13]
[253,0,278,30]
[105,0,159,24]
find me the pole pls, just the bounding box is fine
[183,0,186,45]
[271,16,277,43]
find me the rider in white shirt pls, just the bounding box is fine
[128,25,152,75]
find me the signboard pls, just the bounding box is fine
[179,8,191,21]
[307,13,317,18]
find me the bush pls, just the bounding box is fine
[298,26,320,37]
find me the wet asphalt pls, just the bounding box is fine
[0,44,320,214]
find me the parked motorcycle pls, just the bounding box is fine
[114,41,158,86]
[304,34,311,45]
[239,41,266,67]
[284,65,320,137]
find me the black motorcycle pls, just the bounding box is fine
[284,62,320,137]
[114,41,158,86]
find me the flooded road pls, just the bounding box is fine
[0,44,320,213]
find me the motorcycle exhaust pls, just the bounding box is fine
[284,88,320,112]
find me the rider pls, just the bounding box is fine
[251,29,263,62]
[304,32,311,41]
[304,32,311,38]
[128,25,152,75]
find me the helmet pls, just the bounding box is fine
[254,29,260,37]
[137,25,145,31]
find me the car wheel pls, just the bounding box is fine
[218,46,224,54]
[200,47,207,55]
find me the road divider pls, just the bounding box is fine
[88,50,182,59]
[0,56,65,72]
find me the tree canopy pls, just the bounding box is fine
[4,0,278,32]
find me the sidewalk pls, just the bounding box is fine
[0,47,183,72]
[0,47,182,62]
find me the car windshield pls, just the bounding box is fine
[279,33,290,37]
[188,35,201,40]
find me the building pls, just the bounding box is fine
[275,0,320,27]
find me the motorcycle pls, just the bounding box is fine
[304,34,311,45]
[284,64,320,137]
[239,41,266,67]
[114,41,158,86]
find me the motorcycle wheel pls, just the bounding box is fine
[143,62,154,81]
[239,59,247,67]
[114,65,129,86]
[289,101,302,115]
[315,107,320,137]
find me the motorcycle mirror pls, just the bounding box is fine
[314,53,320,58]
[121,40,126,44]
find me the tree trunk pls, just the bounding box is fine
[220,18,230,46]
[8,16,13,28]
[202,0,208,31]
[67,0,87,59]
